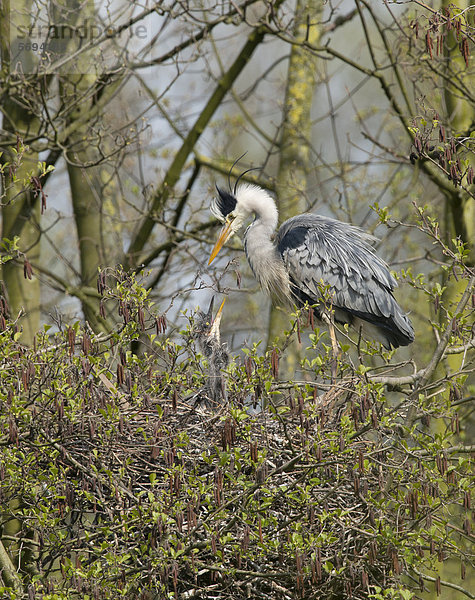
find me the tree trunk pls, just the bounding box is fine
[268,0,323,369]
[58,0,108,332]
[437,3,474,591]
[441,0,474,352]
[442,0,474,261]
[0,0,41,345]
[66,156,106,331]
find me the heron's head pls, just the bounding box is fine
[212,184,277,265]
[208,185,253,264]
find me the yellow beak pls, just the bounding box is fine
[208,220,234,265]
[214,297,226,322]
[209,298,226,340]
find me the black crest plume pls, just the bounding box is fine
[228,152,247,192]
[214,185,237,218]
[233,166,261,194]
[228,152,261,195]
[213,155,261,219]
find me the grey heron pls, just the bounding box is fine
[194,297,228,405]
[208,182,414,350]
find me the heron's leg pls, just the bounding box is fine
[328,321,340,381]
[322,313,340,381]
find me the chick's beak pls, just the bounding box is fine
[208,220,233,265]
[209,298,226,340]
[205,296,215,322]
[214,298,226,326]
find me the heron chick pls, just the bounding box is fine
[208,182,414,350]
[194,297,228,405]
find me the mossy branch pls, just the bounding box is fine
[125,25,269,267]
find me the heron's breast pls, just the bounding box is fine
[247,247,291,303]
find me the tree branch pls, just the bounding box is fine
[405,274,475,428]
[412,568,475,599]
[125,22,271,267]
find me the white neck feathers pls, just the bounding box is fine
[237,184,291,302]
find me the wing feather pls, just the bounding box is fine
[276,214,414,348]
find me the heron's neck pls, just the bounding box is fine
[239,186,290,301]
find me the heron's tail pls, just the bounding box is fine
[352,300,414,349]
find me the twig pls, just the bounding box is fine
[412,568,475,599]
